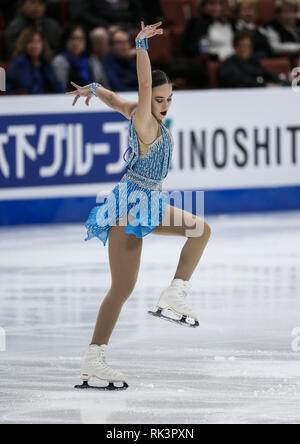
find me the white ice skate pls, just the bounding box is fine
[148,278,199,328]
[75,344,128,391]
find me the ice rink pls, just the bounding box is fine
[0,210,300,424]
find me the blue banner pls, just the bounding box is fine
[0,111,128,189]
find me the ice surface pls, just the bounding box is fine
[0,211,300,424]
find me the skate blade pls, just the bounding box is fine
[75,381,129,391]
[148,309,199,328]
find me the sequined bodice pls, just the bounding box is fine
[133,133,166,180]
[122,107,174,184]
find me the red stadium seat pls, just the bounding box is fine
[188,0,233,18]
[160,0,192,27]
[189,0,201,17]
[208,61,220,88]
[60,0,71,28]
[260,57,291,78]
[169,25,185,56]
[148,28,173,64]
[257,0,275,25]
[0,61,9,71]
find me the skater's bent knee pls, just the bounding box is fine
[185,217,211,239]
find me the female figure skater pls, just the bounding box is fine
[67,21,211,390]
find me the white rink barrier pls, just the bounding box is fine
[0,88,299,225]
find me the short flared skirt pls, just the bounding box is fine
[85,179,169,246]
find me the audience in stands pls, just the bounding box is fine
[160,54,209,90]
[182,0,234,60]
[1,0,296,94]
[235,0,274,58]
[5,0,62,56]
[6,27,63,94]
[101,28,138,92]
[89,27,110,62]
[88,25,124,72]
[267,0,300,55]
[70,0,144,33]
[219,31,287,88]
[52,25,111,92]
[89,27,113,90]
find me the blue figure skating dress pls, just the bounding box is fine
[85,106,174,246]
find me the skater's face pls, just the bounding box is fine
[151,83,173,122]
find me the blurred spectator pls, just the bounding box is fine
[101,28,138,92]
[70,0,144,33]
[89,27,111,61]
[182,0,234,60]
[235,0,274,58]
[5,0,62,56]
[52,25,110,92]
[89,27,112,87]
[219,31,287,88]
[6,27,63,94]
[267,0,300,55]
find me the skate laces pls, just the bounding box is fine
[92,348,123,377]
[96,348,107,364]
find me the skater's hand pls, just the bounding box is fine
[136,21,163,41]
[66,81,93,107]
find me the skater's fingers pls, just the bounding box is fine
[147,22,162,31]
[150,21,162,28]
[70,81,81,89]
[72,95,79,106]
[147,29,163,38]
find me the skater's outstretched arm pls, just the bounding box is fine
[66,81,138,120]
[134,21,163,140]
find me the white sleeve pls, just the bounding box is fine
[266,26,300,54]
[52,55,69,91]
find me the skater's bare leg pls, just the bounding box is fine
[151,205,211,281]
[91,221,143,346]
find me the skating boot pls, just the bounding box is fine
[148,278,199,328]
[75,344,128,391]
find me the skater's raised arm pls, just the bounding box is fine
[134,21,163,133]
[66,81,138,120]
[66,21,163,121]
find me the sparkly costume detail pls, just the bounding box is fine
[136,38,149,50]
[89,82,102,97]
[85,107,173,245]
